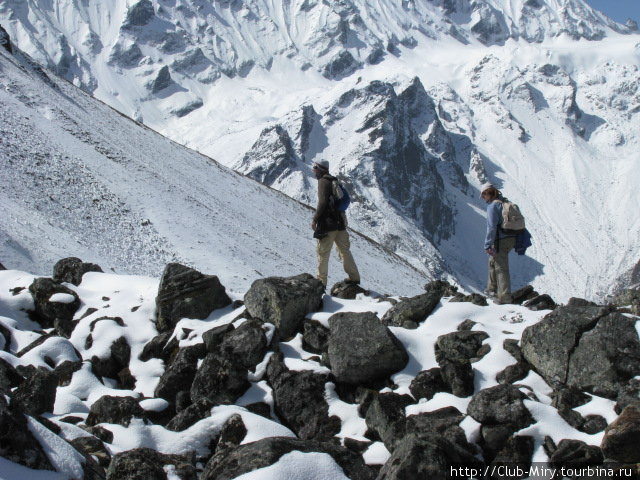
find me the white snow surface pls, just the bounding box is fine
[1,0,640,301]
[1,267,635,478]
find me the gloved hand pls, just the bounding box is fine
[485,247,496,256]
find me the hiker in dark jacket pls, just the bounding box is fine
[481,182,517,304]
[311,160,360,288]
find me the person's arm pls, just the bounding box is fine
[313,178,331,224]
[484,201,502,251]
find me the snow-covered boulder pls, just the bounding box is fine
[86,395,146,427]
[28,277,80,330]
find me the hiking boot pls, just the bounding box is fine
[483,289,496,298]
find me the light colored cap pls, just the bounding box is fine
[313,159,330,170]
[480,182,495,197]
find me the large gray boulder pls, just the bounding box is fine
[155,263,231,332]
[190,353,250,406]
[244,273,324,339]
[201,436,375,480]
[154,344,204,405]
[326,312,408,385]
[521,306,640,398]
[86,395,146,427]
[266,353,340,441]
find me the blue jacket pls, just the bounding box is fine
[484,200,516,250]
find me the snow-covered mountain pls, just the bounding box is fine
[1,1,640,301]
[0,41,428,296]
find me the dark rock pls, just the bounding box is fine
[16,332,56,358]
[612,288,640,309]
[344,437,371,454]
[327,311,408,385]
[521,306,640,398]
[123,0,155,27]
[88,425,114,443]
[155,263,231,333]
[496,362,530,384]
[302,319,330,354]
[377,432,482,480]
[331,280,368,299]
[0,25,12,54]
[244,273,324,339]
[54,360,82,387]
[405,406,473,452]
[0,396,54,471]
[503,339,525,363]
[437,330,489,362]
[91,336,131,381]
[70,436,112,468]
[213,414,247,458]
[601,405,640,463]
[381,287,445,328]
[490,436,534,477]
[0,357,22,395]
[106,447,197,480]
[190,352,249,405]
[468,384,534,430]
[511,285,538,304]
[435,331,486,397]
[166,398,214,432]
[550,439,604,468]
[424,280,458,296]
[323,50,362,80]
[11,367,57,415]
[409,368,450,401]
[244,402,272,419]
[86,395,146,427]
[365,392,414,450]
[201,436,375,480]
[523,294,556,311]
[449,293,488,306]
[567,297,598,307]
[615,379,640,413]
[457,319,477,331]
[154,344,204,404]
[28,277,80,329]
[218,320,268,369]
[139,331,178,362]
[481,424,518,459]
[266,353,340,441]
[202,323,235,353]
[53,257,103,285]
[581,415,608,434]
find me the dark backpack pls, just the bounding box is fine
[332,180,351,212]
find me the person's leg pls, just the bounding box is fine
[316,231,337,286]
[487,255,498,295]
[494,237,516,303]
[334,230,360,283]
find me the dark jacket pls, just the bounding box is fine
[313,174,345,238]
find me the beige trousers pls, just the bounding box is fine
[488,236,516,303]
[316,230,360,287]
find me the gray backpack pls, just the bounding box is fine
[500,200,525,234]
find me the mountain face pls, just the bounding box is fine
[1,1,640,301]
[0,43,428,295]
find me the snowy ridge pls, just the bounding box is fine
[0,45,428,296]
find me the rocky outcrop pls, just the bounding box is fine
[155,263,231,333]
[11,367,57,415]
[201,436,375,480]
[154,344,205,405]
[0,25,13,54]
[53,257,103,285]
[218,320,268,370]
[244,273,324,339]
[190,352,250,406]
[435,330,488,397]
[326,311,408,385]
[521,306,640,398]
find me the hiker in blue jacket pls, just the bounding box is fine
[481,183,517,304]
